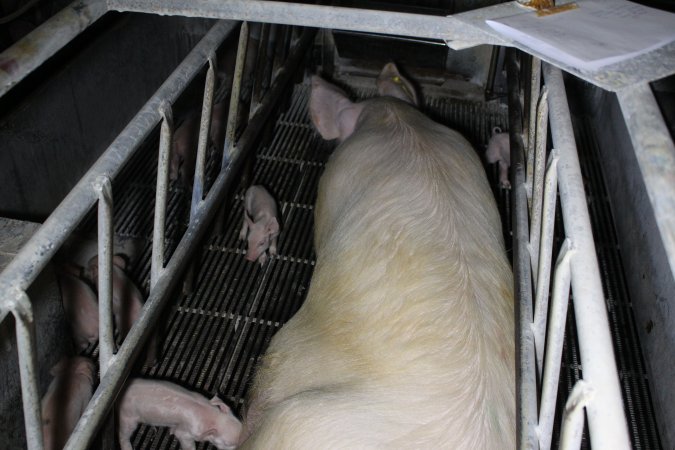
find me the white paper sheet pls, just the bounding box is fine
[486,0,675,71]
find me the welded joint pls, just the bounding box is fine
[560,380,596,450]
[92,175,113,204]
[6,285,33,321]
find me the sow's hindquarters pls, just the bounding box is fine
[240,68,515,449]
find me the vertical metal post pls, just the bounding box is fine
[532,150,559,373]
[12,289,43,450]
[222,21,250,169]
[537,239,574,450]
[528,87,549,283]
[250,23,270,116]
[526,57,541,203]
[506,48,538,450]
[272,24,288,77]
[190,53,217,219]
[543,63,630,449]
[95,178,117,450]
[95,176,115,373]
[151,102,173,288]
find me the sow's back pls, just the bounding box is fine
[240,63,515,449]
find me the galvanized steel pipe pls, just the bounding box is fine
[506,48,538,450]
[223,21,249,168]
[151,102,174,287]
[537,239,573,450]
[95,176,115,373]
[12,290,43,450]
[528,86,548,283]
[106,0,496,44]
[532,150,559,373]
[190,54,217,216]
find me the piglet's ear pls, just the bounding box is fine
[87,255,98,271]
[309,75,363,142]
[112,254,127,270]
[245,212,254,227]
[376,62,418,106]
[49,358,68,376]
[210,395,231,414]
[198,428,217,441]
[267,217,280,235]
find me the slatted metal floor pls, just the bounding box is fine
[74,80,659,449]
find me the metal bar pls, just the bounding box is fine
[64,28,315,450]
[95,176,115,373]
[616,83,675,284]
[506,48,538,450]
[0,0,107,98]
[543,63,630,449]
[0,21,238,323]
[151,102,173,287]
[560,381,595,450]
[525,57,541,204]
[190,54,217,218]
[537,239,574,450]
[106,0,497,44]
[12,289,43,450]
[528,86,549,284]
[532,150,559,374]
[222,21,249,169]
[485,45,500,99]
[250,23,271,116]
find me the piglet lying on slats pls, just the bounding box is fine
[41,356,96,450]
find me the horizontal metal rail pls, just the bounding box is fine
[106,0,501,45]
[2,0,673,98]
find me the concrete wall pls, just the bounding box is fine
[0,13,214,220]
[583,83,675,450]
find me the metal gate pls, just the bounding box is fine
[1,0,673,449]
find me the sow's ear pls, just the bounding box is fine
[309,75,364,142]
[376,62,418,106]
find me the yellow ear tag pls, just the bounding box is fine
[392,76,401,84]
